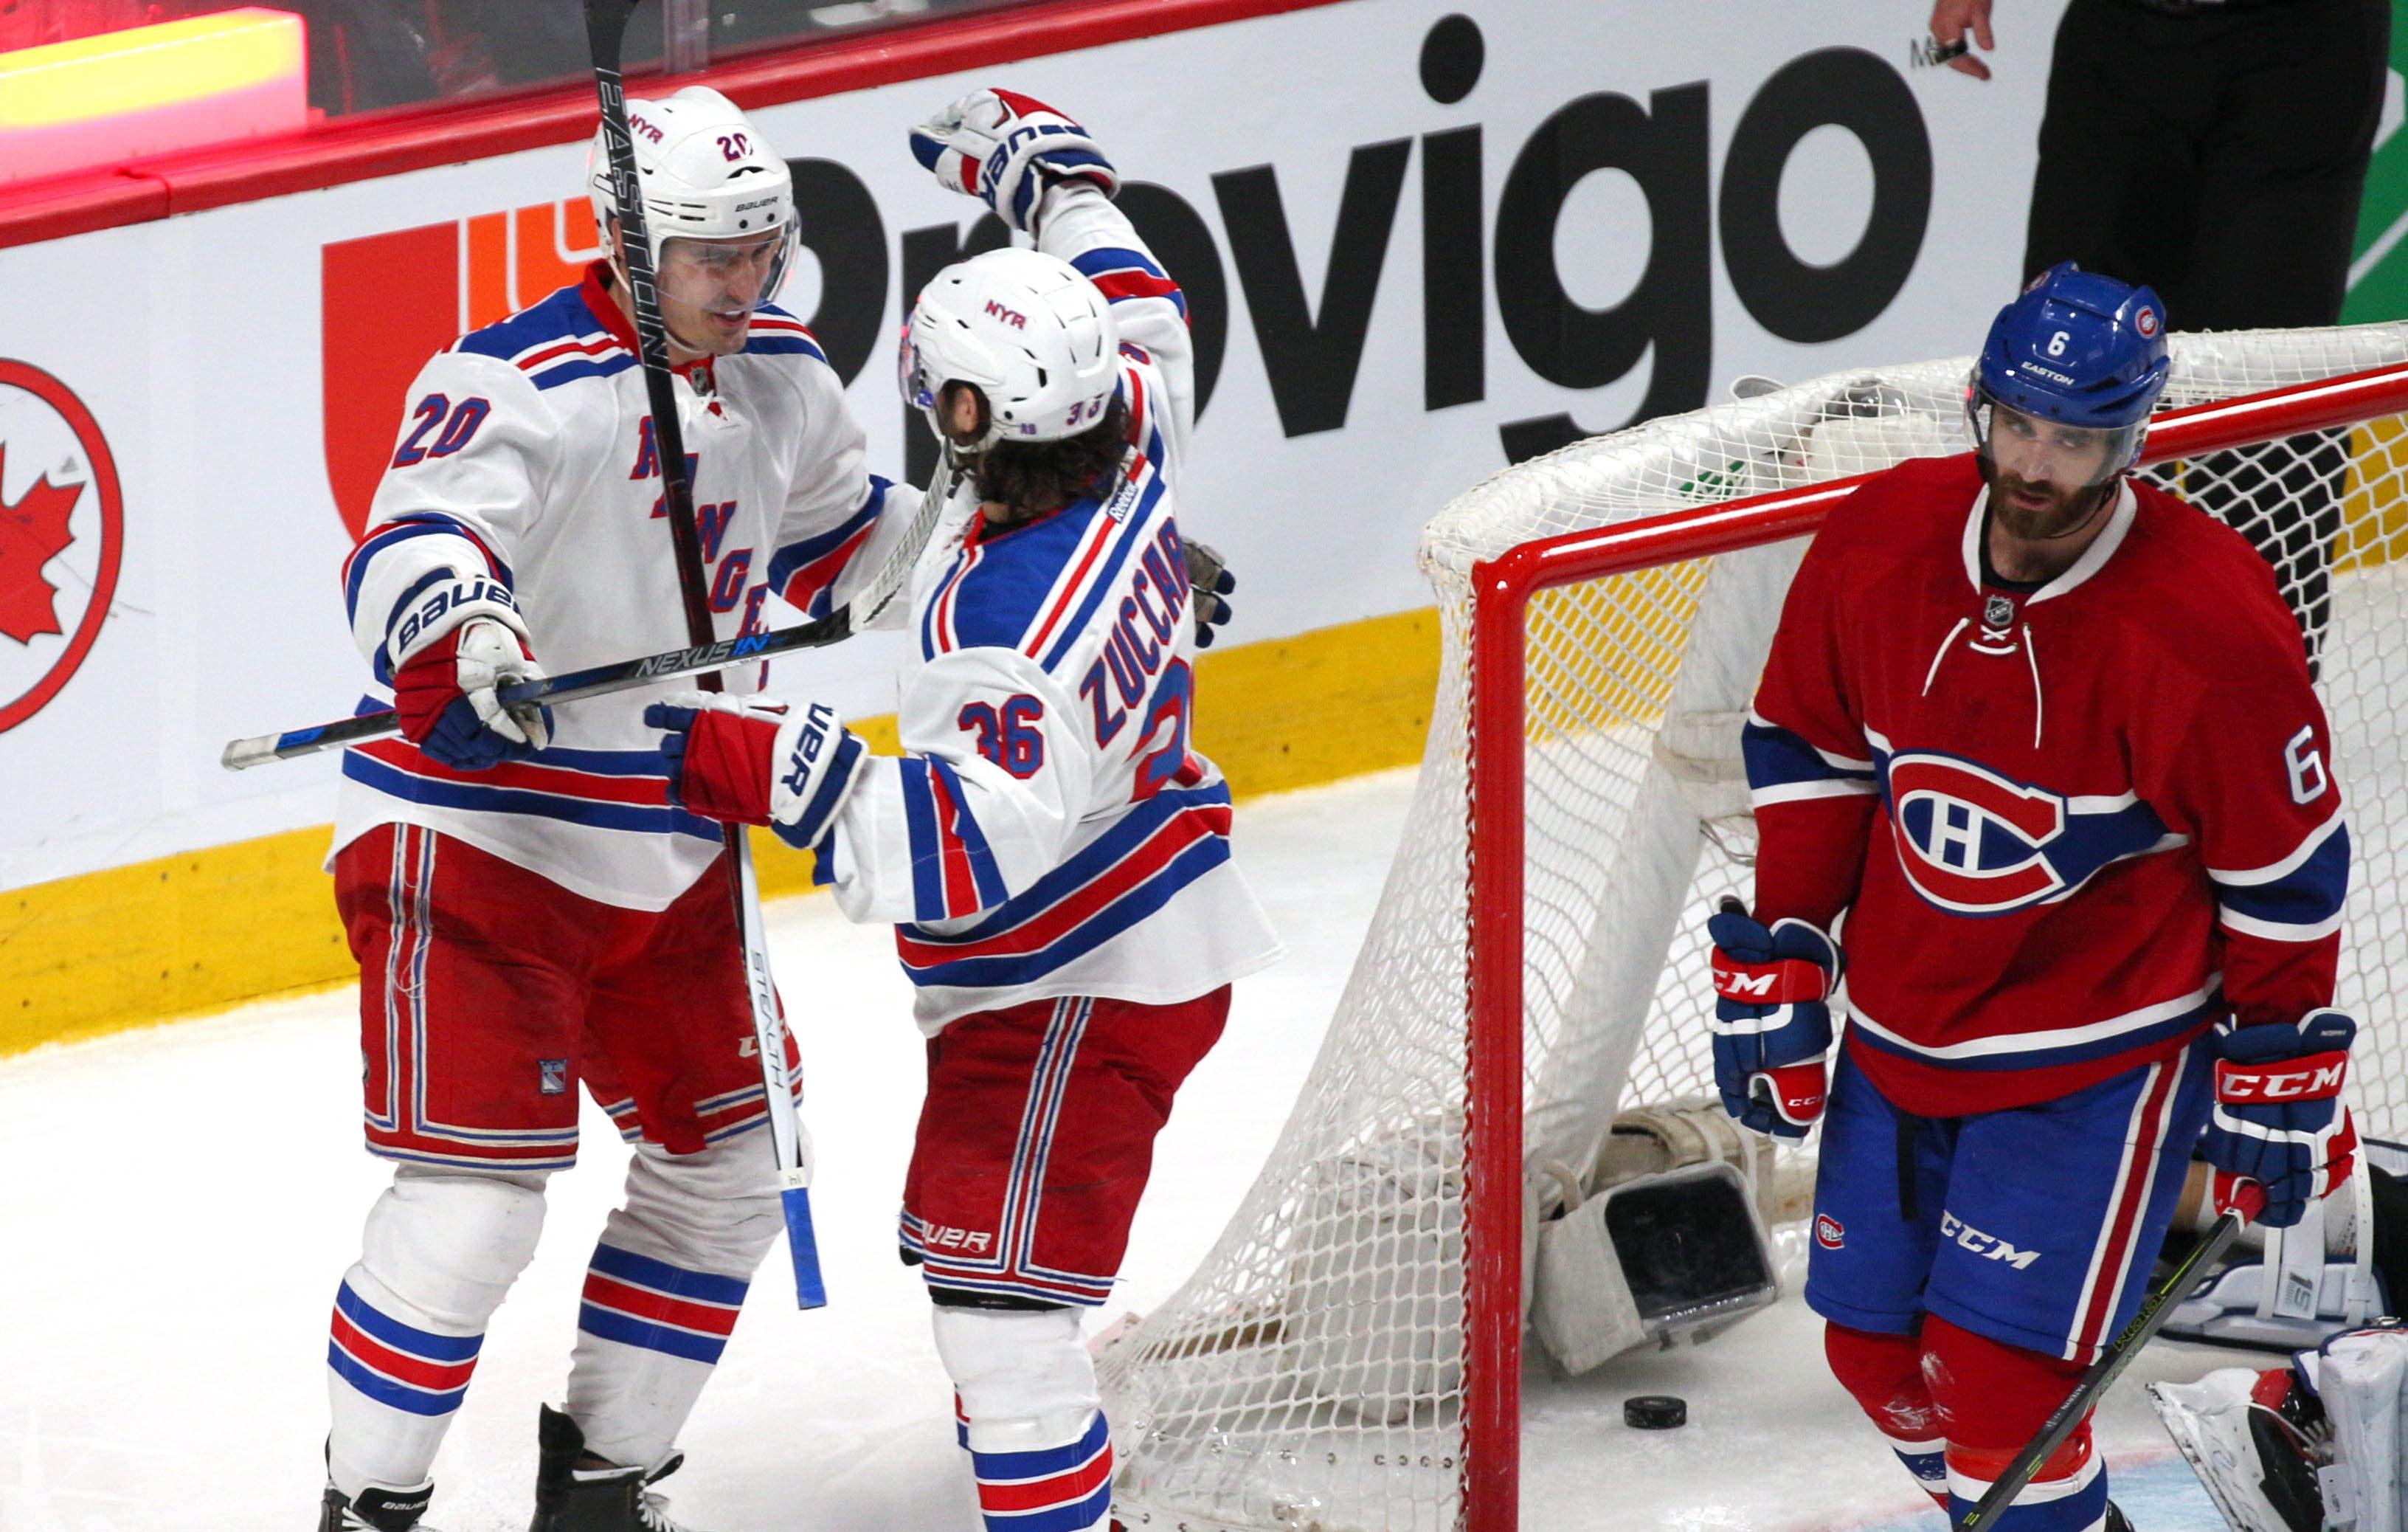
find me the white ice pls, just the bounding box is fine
[0,768,2239,1530]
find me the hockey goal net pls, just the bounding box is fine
[1099,327,2408,1531]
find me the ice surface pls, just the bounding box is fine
[0,768,2238,1530]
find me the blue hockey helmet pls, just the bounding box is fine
[1968,263,2170,483]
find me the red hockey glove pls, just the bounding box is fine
[392,616,550,771]
[646,691,866,851]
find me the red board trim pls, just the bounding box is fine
[0,0,1346,251]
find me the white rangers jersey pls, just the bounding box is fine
[333,263,918,911]
[818,187,1284,1029]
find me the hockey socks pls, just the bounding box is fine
[1823,1322,1948,1507]
[935,1304,1115,1531]
[1946,1439,2109,1532]
[567,1241,749,1469]
[325,1274,487,1499]
[967,1410,1114,1532]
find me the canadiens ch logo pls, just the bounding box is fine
[0,360,124,735]
[1815,1214,1845,1249]
[1886,751,2071,914]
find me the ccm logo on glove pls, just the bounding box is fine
[2216,1057,2348,1102]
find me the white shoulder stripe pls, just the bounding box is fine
[2209,804,2349,886]
[1752,779,1878,807]
[2218,905,2346,943]
[1848,978,2218,1061]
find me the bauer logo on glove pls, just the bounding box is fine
[909,88,1119,233]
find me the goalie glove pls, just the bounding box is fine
[646,691,867,852]
[1182,537,1236,648]
[1706,899,1838,1139]
[2202,1011,2360,1230]
[908,88,1118,234]
[392,614,551,771]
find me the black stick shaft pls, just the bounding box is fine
[219,613,849,769]
[1952,1201,2256,1530]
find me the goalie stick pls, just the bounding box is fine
[581,0,829,1306]
[1952,1182,2265,1531]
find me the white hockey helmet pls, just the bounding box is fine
[899,246,1121,455]
[587,86,795,298]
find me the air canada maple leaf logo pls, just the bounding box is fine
[0,445,78,644]
[0,360,122,735]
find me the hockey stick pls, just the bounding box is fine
[582,0,827,1308]
[1951,1181,2266,1531]
[218,500,940,771]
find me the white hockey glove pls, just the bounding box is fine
[908,88,1118,234]
[390,585,550,771]
[646,691,867,852]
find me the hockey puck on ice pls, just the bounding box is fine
[1623,1395,1686,1429]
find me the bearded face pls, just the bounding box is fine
[1979,400,2122,540]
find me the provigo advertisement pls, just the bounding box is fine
[0,0,2071,939]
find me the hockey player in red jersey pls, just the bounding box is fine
[1712,265,2360,1531]
[316,88,928,1532]
[650,91,1282,1532]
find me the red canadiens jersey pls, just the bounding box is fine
[1745,455,2348,1116]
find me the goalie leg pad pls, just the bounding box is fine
[328,1164,550,1498]
[2305,1325,2408,1532]
[564,1136,784,1470]
[1926,1314,2106,1532]
[1824,1322,1948,1505]
[933,1305,1113,1532]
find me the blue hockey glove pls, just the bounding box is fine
[1183,537,1236,648]
[1706,899,1838,1140]
[2201,1011,2360,1229]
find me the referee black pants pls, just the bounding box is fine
[2025,0,2389,680]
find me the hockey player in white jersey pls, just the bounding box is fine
[317,86,921,1532]
[649,90,1284,1532]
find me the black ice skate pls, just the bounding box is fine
[529,1404,707,1532]
[318,1480,435,1532]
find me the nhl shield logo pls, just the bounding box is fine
[0,360,125,735]
[1983,594,2015,630]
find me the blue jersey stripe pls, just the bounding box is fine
[1039,473,1167,670]
[529,354,637,390]
[899,759,947,921]
[342,752,721,841]
[907,783,1228,947]
[2217,824,2350,928]
[1742,718,1871,790]
[904,839,1228,991]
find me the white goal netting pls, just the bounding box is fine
[1101,324,2408,1532]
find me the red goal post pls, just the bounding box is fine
[1459,356,2408,1528]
